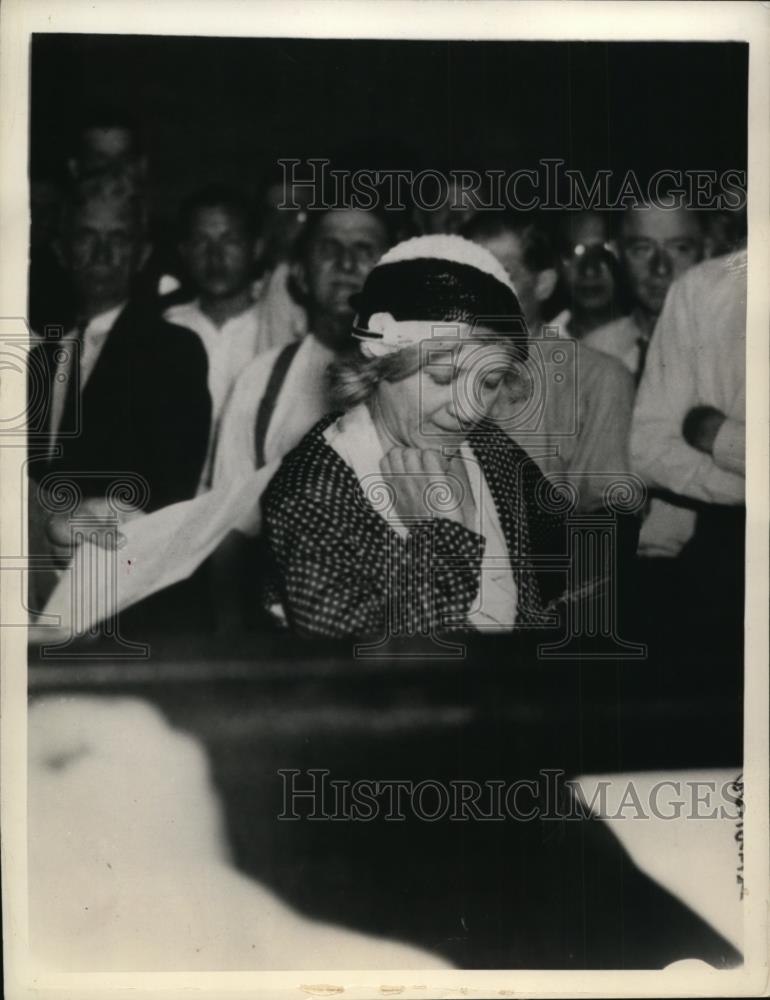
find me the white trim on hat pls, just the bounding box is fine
[353,313,466,357]
[376,233,517,295]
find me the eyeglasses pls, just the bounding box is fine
[562,241,618,264]
[561,243,619,277]
[622,237,701,264]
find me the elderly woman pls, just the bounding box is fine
[262,235,565,639]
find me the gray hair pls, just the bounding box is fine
[330,339,522,412]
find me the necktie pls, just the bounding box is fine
[58,319,87,450]
[635,334,650,386]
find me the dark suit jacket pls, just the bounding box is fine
[29,302,211,512]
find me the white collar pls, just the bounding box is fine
[80,302,126,339]
[547,309,571,334]
[193,297,256,327]
[323,402,385,490]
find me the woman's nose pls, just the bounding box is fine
[447,383,479,426]
[440,392,462,426]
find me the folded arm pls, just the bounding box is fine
[630,279,744,505]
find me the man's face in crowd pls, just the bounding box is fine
[300,209,389,322]
[180,205,255,300]
[61,197,142,313]
[561,211,617,315]
[621,206,703,315]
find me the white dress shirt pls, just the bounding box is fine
[163,300,269,423]
[492,320,635,513]
[543,308,572,337]
[583,313,647,377]
[630,251,746,556]
[42,333,338,627]
[48,302,126,459]
[165,297,304,488]
[213,333,337,533]
[251,261,308,348]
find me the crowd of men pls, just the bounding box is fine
[27,110,747,645]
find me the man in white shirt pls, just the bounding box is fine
[630,249,745,551]
[213,207,393,492]
[463,211,640,617]
[463,211,637,517]
[165,186,302,485]
[244,169,314,350]
[584,203,705,381]
[38,206,395,633]
[629,249,746,645]
[210,206,394,626]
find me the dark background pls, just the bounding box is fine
[30,36,748,218]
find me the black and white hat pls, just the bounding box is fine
[351,234,527,357]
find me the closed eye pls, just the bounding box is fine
[425,369,454,386]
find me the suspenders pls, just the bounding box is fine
[253,340,303,467]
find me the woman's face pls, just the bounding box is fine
[373,330,513,449]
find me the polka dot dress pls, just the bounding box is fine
[262,415,566,639]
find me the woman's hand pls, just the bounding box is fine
[379,448,478,531]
